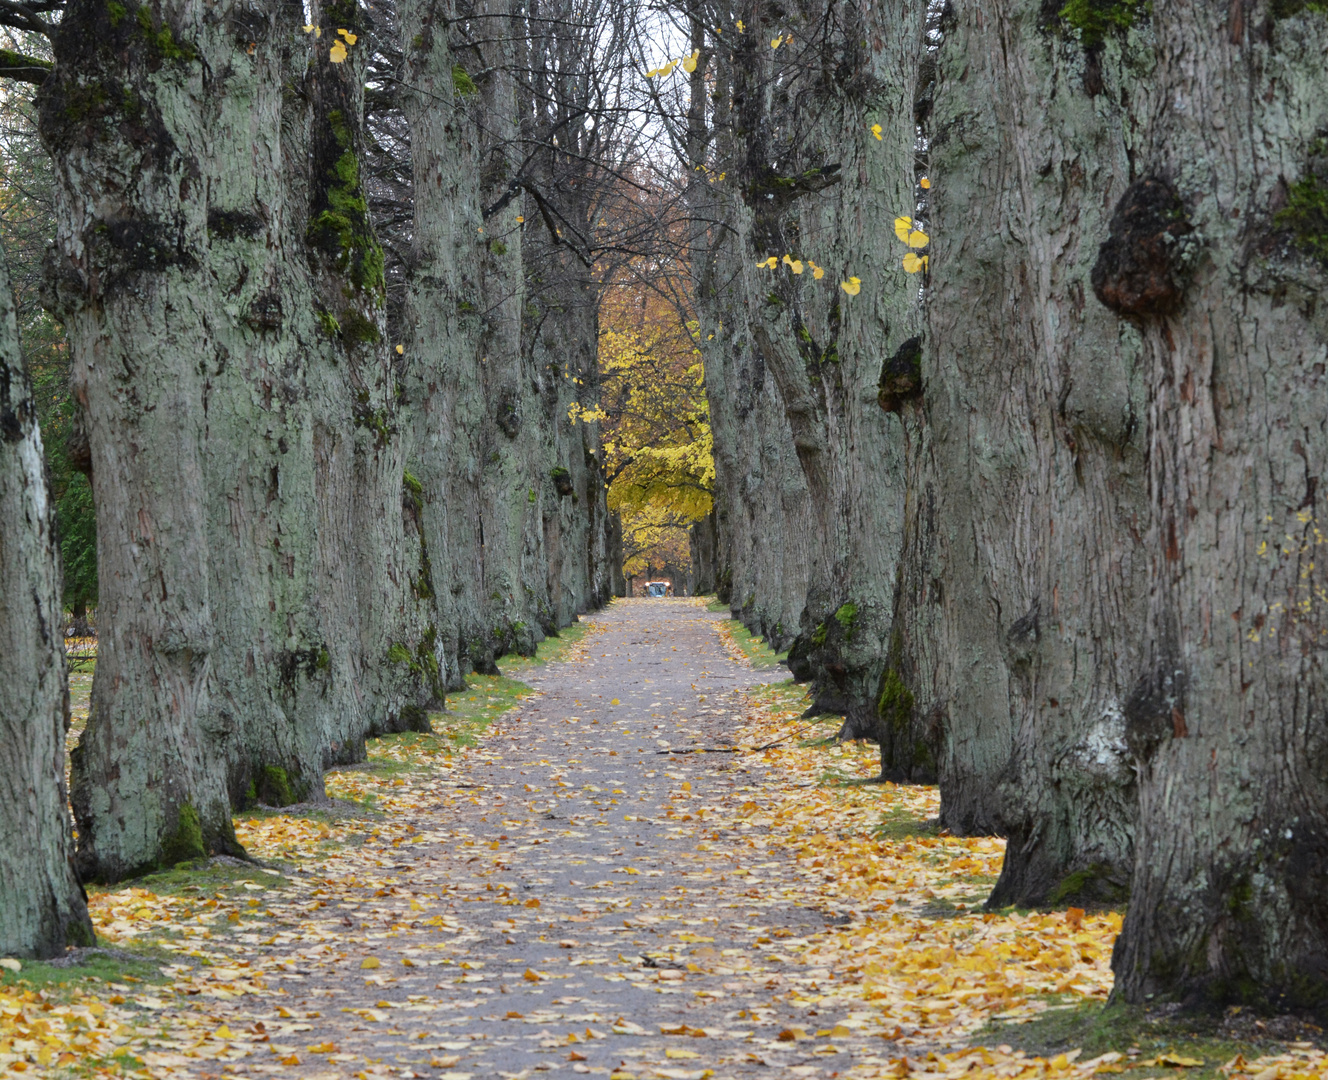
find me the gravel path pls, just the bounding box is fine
[223,599,870,1079]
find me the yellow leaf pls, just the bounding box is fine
[907,229,929,248]
[840,277,861,296]
[771,34,783,47]
[871,123,883,140]
[920,176,931,189]
[516,215,524,223]
[301,23,316,32]
[894,215,913,242]
[667,1048,700,1059]
[611,698,620,704]
[1157,1054,1204,1068]
[736,19,745,31]
[361,957,381,969]
[568,1050,587,1061]
[902,253,927,273]
[431,1055,460,1067]
[308,1042,337,1054]
[813,265,825,280]
[329,40,348,62]
[758,256,777,269]
[337,28,357,43]
[681,781,691,791]
[790,260,804,274]
[395,344,404,355]
[682,49,700,73]
[524,897,541,908]
[523,968,541,982]
[280,1055,300,1066]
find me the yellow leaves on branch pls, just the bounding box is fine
[759,254,825,280]
[895,215,931,272]
[648,50,699,78]
[302,25,355,61]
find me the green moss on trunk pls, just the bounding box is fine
[159,802,206,866]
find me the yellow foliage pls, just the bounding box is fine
[597,275,713,577]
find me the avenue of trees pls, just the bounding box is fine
[1,0,1327,1022]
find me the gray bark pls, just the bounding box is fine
[697,0,924,735]
[1110,1,1328,1008]
[0,253,94,955]
[39,0,245,878]
[919,0,1150,905]
[400,0,487,693]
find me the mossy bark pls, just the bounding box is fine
[0,254,95,955]
[38,0,244,880]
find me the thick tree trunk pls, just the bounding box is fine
[1110,2,1328,1008]
[0,257,94,955]
[919,0,1150,905]
[39,0,244,879]
[713,0,923,736]
[400,0,487,694]
[304,0,437,742]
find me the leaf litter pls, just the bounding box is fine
[6,601,1326,1079]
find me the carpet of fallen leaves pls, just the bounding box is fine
[4,604,1326,1079]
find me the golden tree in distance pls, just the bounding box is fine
[593,258,713,585]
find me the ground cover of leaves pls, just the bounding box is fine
[4,601,1325,1079]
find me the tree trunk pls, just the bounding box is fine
[689,511,718,595]
[39,0,244,879]
[918,0,1150,906]
[1110,2,1328,1008]
[0,255,94,955]
[687,19,812,658]
[711,0,924,736]
[399,0,487,694]
[304,0,437,742]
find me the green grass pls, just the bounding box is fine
[704,595,729,613]
[745,677,812,715]
[363,620,596,764]
[724,620,789,670]
[499,617,593,679]
[874,805,942,841]
[973,999,1325,1077]
[437,673,538,744]
[94,858,292,901]
[0,947,175,994]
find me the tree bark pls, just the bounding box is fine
[0,253,94,955]
[1110,1,1328,1007]
[39,0,244,879]
[706,0,924,736]
[919,0,1150,906]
